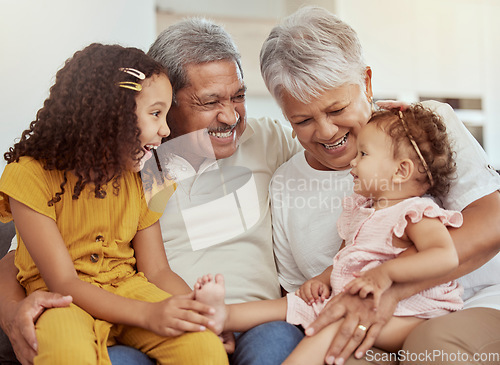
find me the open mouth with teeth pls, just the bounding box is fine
[207,119,240,139]
[322,132,349,150]
[142,144,158,162]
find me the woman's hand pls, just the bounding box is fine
[144,291,216,337]
[376,100,411,111]
[305,288,399,364]
[1,291,72,365]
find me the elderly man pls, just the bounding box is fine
[0,17,303,365]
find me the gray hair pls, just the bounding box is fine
[260,6,367,104]
[148,17,243,102]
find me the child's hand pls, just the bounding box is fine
[296,279,331,305]
[343,267,392,308]
[145,291,216,337]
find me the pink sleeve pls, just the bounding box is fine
[393,198,463,238]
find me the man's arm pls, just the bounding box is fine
[0,251,72,365]
[307,191,500,363]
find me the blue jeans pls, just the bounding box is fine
[230,321,304,365]
[108,345,153,365]
[108,321,303,365]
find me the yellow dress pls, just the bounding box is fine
[0,157,227,365]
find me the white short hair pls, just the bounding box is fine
[260,6,367,104]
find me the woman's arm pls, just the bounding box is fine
[10,198,214,337]
[306,190,500,363]
[383,191,500,297]
[447,191,500,276]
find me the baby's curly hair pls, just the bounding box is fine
[4,43,167,204]
[368,104,456,198]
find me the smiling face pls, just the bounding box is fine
[131,73,173,172]
[166,60,247,164]
[349,122,400,199]
[280,71,372,171]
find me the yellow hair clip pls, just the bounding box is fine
[117,67,146,92]
[118,81,142,91]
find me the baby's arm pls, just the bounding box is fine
[296,265,333,305]
[383,216,459,281]
[10,198,214,337]
[345,217,459,306]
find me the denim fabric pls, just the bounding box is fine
[230,321,304,365]
[109,321,304,365]
[108,345,154,365]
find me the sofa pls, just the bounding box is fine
[0,220,15,259]
[0,220,21,364]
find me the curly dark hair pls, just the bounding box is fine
[4,43,168,205]
[368,104,456,198]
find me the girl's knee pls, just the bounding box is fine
[36,338,97,365]
[36,305,98,364]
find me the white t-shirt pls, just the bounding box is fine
[157,117,302,304]
[270,151,352,293]
[271,100,500,309]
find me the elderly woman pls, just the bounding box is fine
[262,6,500,365]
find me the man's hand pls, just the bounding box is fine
[1,291,72,365]
[304,289,398,364]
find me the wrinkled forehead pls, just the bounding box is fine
[184,60,243,88]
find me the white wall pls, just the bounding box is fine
[0,0,156,173]
[2,0,499,169]
[482,0,500,169]
[336,0,500,168]
[156,0,285,19]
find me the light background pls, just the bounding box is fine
[1,0,499,172]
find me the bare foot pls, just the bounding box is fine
[194,273,227,335]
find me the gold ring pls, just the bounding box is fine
[358,324,367,331]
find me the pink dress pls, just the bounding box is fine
[287,194,464,327]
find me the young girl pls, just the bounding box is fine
[0,43,227,364]
[194,104,464,365]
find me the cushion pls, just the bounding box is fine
[0,221,19,364]
[0,220,15,259]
